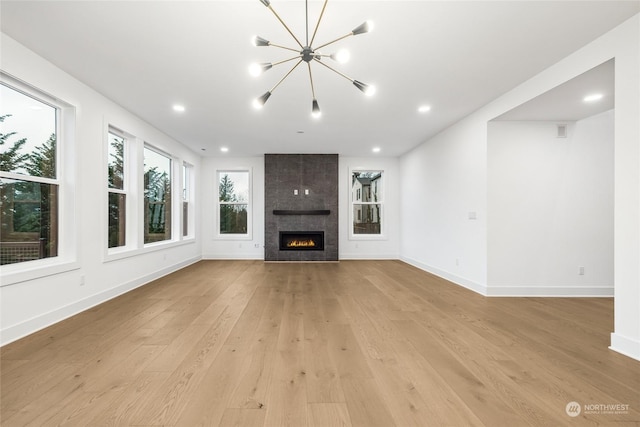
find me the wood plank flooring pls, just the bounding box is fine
[1,260,639,426]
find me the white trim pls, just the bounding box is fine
[105,126,129,252]
[202,253,263,260]
[486,286,614,297]
[143,143,173,245]
[400,256,488,296]
[0,171,57,186]
[215,168,253,240]
[0,72,78,285]
[0,256,201,346]
[348,168,386,240]
[401,256,614,297]
[182,161,195,239]
[104,238,195,263]
[340,253,399,260]
[0,260,80,286]
[609,333,640,361]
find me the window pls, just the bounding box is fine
[104,126,193,259]
[182,162,193,238]
[144,146,171,244]
[351,170,383,236]
[217,170,250,237]
[1,82,59,265]
[107,130,126,248]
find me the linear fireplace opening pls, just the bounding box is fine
[279,231,324,251]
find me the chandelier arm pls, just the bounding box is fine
[268,43,302,53]
[272,55,304,67]
[309,0,329,47]
[270,59,304,93]
[314,33,352,51]
[267,5,304,48]
[307,63,317,100]
[313,57,353,83]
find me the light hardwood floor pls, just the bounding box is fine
[1,260,639,426]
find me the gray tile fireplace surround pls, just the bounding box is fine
[265,154,338,261]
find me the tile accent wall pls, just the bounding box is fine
[265,154,338,261]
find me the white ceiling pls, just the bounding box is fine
[1,1,638,157]
[495,59,615,121]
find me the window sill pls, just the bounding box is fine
[104,238,196,263]
[214,234,253,241]
[348,234,388,241]
[0,259,81,287]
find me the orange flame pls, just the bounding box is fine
[287,239,316,248]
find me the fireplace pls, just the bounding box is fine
[279,231,324,251]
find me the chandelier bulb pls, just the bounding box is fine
[353,80,376,96]
[352,21,374,36]
[252,35,270,47]
[252,2,375,114]
[249,62,273,77]
[311,99,321,118]
[331,49,350,64]
[253,91,272,109]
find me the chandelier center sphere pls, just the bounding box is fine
[301,46,315,63]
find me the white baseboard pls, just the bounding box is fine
[1,256,201,347]
[202,253,263,260]
[609,333,640,361]
[399,256,613,298]
[486,286,614,297]
[400,256,488,296]
[339,253,399,260]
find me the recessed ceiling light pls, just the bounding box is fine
[418,105,431,113]
[173,104,186,112]
[372,147,381,153]
[583,93,604,103]
[220,147,229,153]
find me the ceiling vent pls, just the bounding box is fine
[556,124,568,138]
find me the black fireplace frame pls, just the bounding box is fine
[279,231,325,251]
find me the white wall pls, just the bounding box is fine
[0,34,202,345]
[339,156,400,259]
[201,156,265,259]
[201,155,400,260]
[487,112,614,295]
[399,118,488,294]
[400,14,639,360]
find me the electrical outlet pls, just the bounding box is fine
[79,275,85,286]
[579,266,585,275]
[254,243,260,248]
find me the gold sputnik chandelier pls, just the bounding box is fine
[250,0,375,118]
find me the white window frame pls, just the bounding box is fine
[102,130,192,262]
[104,124,141,259]
[106,127,128,251]
[349,168,386,240]
[143,144,173,246]
[0,72,79,286]
[215,168,252,240]
[182,162,195,239]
